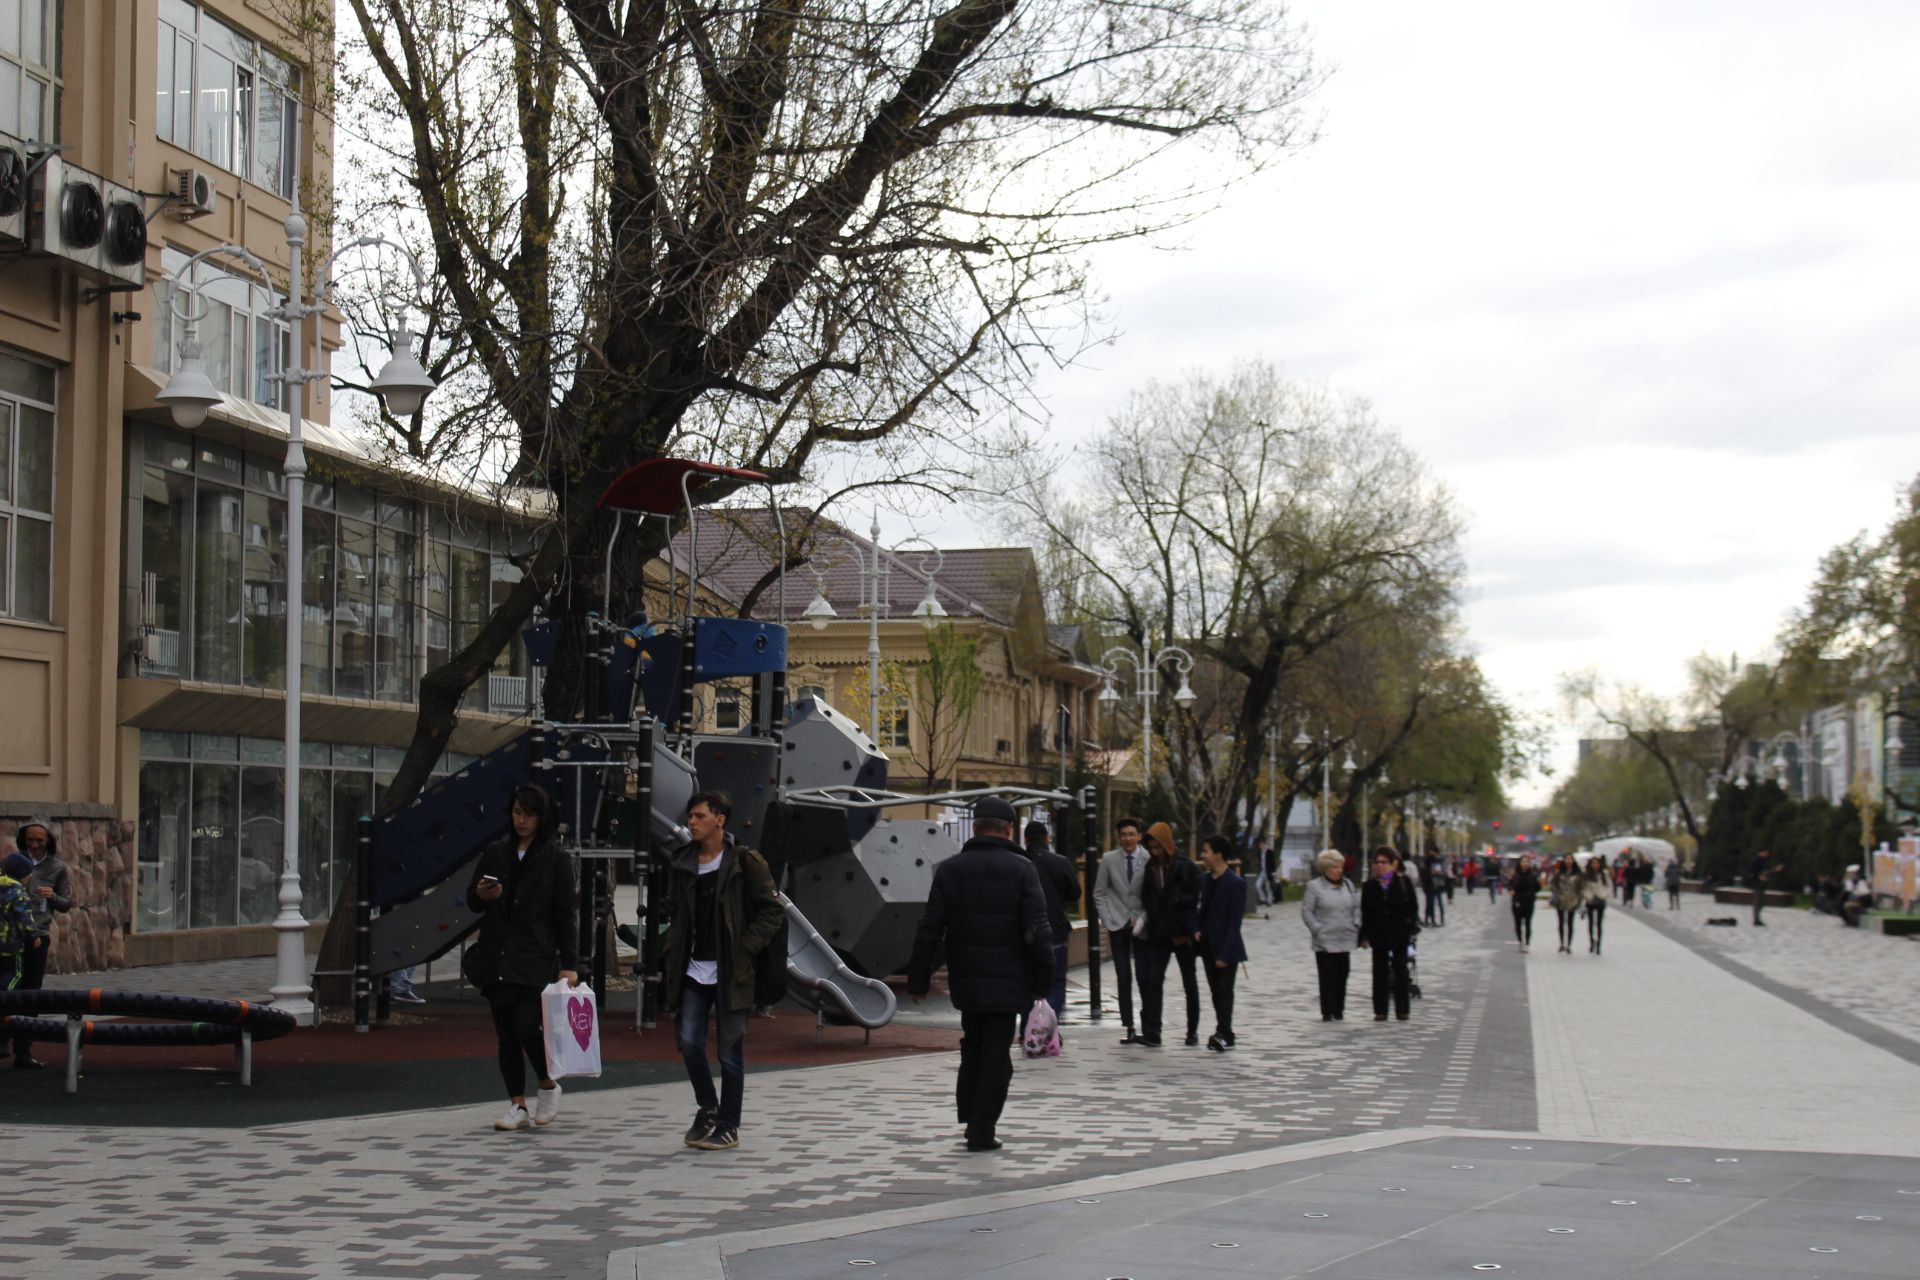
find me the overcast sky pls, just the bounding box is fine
[876,0,1920,806]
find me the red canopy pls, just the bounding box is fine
[596,459,771,516]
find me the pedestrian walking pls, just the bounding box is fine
[1092,817,1149,1043]
[10,816,73,1070]
[1420,851,1447,927]
[1253,841,1277,908]
[1548,855,1583,952]
[1484,855,1499,902]
[1301,849,1360,1020]
[1583,855,1610,954]
[1664,857,1683,910]
[1510,856,1541,953]
[1359,848,1420,1021]
[1133,820,1202,1047]
[1747,849,1773,926]
[660,791,786,1152]
[1020,820,1081,1021]
[908,797,1053,1152]
[1195,835,1247,1052]
[1615,856,1632,908]
[462,785,579,1131]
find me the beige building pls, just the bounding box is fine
[2,2,531,971]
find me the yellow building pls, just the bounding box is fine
[1,2,532,970]
[661,512,1106,800]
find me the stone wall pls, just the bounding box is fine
[1,806,135,974]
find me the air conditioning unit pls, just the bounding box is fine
[0,130,28,247]
[29,155,108,278]
[98,176,148,288]
[171,166,216,218]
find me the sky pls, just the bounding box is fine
[875,0,1920,805]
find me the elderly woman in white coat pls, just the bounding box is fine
[1301,849,1362,1021]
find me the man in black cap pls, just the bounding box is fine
[908,796,1053,1152]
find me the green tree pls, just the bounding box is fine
[908,623,984,792]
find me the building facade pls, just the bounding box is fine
[1,2,532,971]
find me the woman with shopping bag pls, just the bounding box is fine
[464,784,579,1131]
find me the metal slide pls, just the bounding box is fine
[780,893,897,1029]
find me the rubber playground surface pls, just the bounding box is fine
[0,984,955,1129]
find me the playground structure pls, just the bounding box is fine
[353,459,1080,1034]
[0,988,298,1093]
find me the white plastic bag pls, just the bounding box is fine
[540,980,603,1079]
[1021,998,1061,1058]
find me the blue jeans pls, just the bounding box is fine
[676,981,749,1129]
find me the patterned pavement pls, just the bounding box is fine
[12,893,1531,1280]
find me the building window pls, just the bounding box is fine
[0,0,59,145]
[152,248,292,412]
[0,349,56,622]
[155,0,299,198]
[878,703,910,751]
[136,731,479,932]
[794,683,829,706]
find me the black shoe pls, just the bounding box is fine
[1206,1035,1225,1052]
[683,1107,716,1147]
[966,1136,1003,1152]
[1332,1012,1344,1021]
[1119,1029,1137,1045]
[12,1057,43,1071]
[1374,1013,1388,1021]
[1184,1031,1199,1046]
[1223,1032,1235,1046]
[1134,1036,1163,1047]
[1322,1014,1334,1021]
[691,1126,739,1151]
[1396,1013,1409,1021]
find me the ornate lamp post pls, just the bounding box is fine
[157,208,435,1024]
[1292,724,1350,850]
[801,515,945,741]
[1095,639,1196,786]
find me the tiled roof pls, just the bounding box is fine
[660,509,1034,627]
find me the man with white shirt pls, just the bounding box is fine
[1093,817,1150,1044]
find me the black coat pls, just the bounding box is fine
[1359,873,1421,948]
[1140,854,1201,943]
[908,834,1053,1013]
[464,834,579,988]
[1196,870,1248,965]
[1021,841,1082,946]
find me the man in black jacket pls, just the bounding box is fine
[1134,820,1201,1047]
[909,797,1052,1152]
[1021,820,1081,1021]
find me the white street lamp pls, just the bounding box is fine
[801,516,946,741]
[158,209,435,1026]
[1095,638,1195,785]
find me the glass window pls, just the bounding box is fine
[195,40,234,168]
[145,425,194,472]
[140,467,192,676]
[0,356,55,622]
[301,506,334,694]
[189,761,238,928]
[373,526,414,700]
[241,492,287,686]
[137,759,191,933]
[238,764,282,924]
[141,729,192,759]
[191,483,243,682]
[14,515,52,622]
[154,249,290,413]
[1,0,57,144]
[299,767,330,917]
[334,517,374,697]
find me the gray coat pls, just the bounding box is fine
[23,851,73,937]
[1300,875,1360,953]
[1092,846,1147,933]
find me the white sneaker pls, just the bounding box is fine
[533,1083,562,1126]
[494,1103,531,1131]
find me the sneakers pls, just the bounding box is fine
[533,1082,562,1126]
[391,990,427,1005]
[1183,1031,1200,1047]
[1206,1035,1226,1052]
[494,1103,531,1131]
[684,1107,716,1147]
[691,1126,739,1150]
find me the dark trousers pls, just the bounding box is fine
[1423,885,1445,925]
[1107,928,1136,1028]
[1314,951,1350,1018]
[1512,902,1534,945]
[10,934,49,1062]
[1668,887,1681,910]
[1587,901,1606,948]
[1371,942,1411,1018]
[485,981,549,1099]
[1202,960,1238,1039]
[1752,890,1765,924]
[957,1010,1016,1143]
[1135,938,1199,1041]
[677,980,749,1129]
[1555,908,1577,949]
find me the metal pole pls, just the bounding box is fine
[636,716,661,1029]
[1141,637,1153,785]
[353,816,372,1032]
[1320,753,1332,850]
[269,205,316,1026]
[1082,783,1102,1021]
[868,512,882,742]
